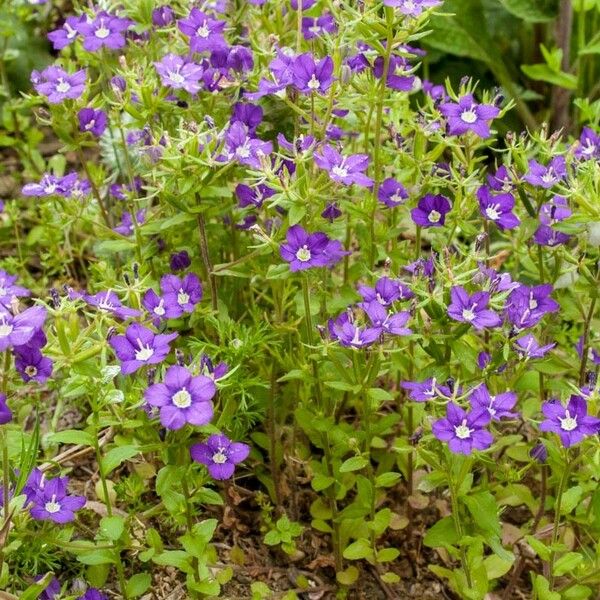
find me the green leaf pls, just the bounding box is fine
[336,566,359,585]
[521,64,578,89]
[343,538,374,560]
[553,552,583,576]
[377,547,400,562]
[462,491,501,537]
[77,549,117,565]
[99,516,125,541]
[533,574,561,600]
[339,456,369,473]
[484,554,514,580]
[20,573,55,600]
[423,516,459,548]
[101,445,139,475]
[152,551,192,572]
[126,573,152,598]
[48,429,95,447]
[500,0,558,22]
[375,472,402,488]
[560,486,583,514]
[264,530,281,546]
[525,535,551,561]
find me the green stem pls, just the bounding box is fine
[548,453,571,589]
[197,211,218,312]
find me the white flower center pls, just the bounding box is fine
[454,419,472,439]
[135,339,154,362]
[0,287,5,297]
[153,300,165,316]
[44,183,57,194]
[582,142,595,155]
[462,308,476,322]
[45,499,61,514]
[212,449,227,464]
[332,165,348,179]
[391,192,404,204]
[177,290,190,305]
[56,80,71,93]
[236,144,251,159]
[529,296,538,310]
[541,171,555,184]
[404,0,415,9]
[295,246,311,262]
[169,71,185,85]
[428,210,441,223]
[559,410,577,431]
[95,25,110,39]
[485,205,500,220]
[172,388,192,408]
[460,109,477,124]
[197,23,210,38]
[0,323,13,338]
[25,365,38,377]
[307,74,320,90]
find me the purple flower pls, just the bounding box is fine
[29,476,86,524]
[14,346,53,383]
[383,0,442,15]
[328,312,382,348]
[423,79,447,101]
[170,251,192,272]
[109,323,178,375]
[321,202,342,222]
[477,351,491,370]
[154,54,204,94]
[75,11,132,52]
[314,145,373,187]
[235,183,275,208]
[373,55,417,92]
[22,172,79,198]
[231,103,263,133]
[487,165,514,193]
[540,395,600,448]
[280,225,345,272]
[469,384,518,421]
[0,393,12,424]
[77,107,108,137]
[402,377,449,402]
[292,53,334,94]
[523,157,566,189]
[530,442,548,464]
[32,66,86,104]
[0,306,46,351]
[78,590,107,600]
[505,284,559,329]
[533,225,570,247]
[439,94,499,138]
[576,336,600,366]
[514,334,555,359]
[574,127,600,160]
[378,178,408,208]
[291,0,317,8]
[277,133,316,155]
[477,186,520,230]
[223,122,272,169]
[404,256,435,278]
[48,15,84,50]
[447,286,501,330]
[246,50,294,99]
[83,291,141,320]
[540,196,571,225]
[152,6,175,27]
[432,403,493,455]
[358,276,413,306]
[145,365,216,430]
[37,576,61,600]
[302,14,337,40]
[178,9,227,53]
[0,270,30,308]
[113,210,145,236]
[142,289,168,325]
[200,354,229,381]
[190,434,250,480]
[362,301,412,336]
[160,273,203,317]
[410,194,451,228]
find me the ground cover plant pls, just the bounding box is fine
[0,0,600,598]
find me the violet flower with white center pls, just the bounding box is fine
[190,433,250,480]
[0,270,30,308]
[29,476,86,524]
[447,286,501,330]
[404,255,435,278]
[439,94,499,138]
[75,11,132,52]
[78,108,108,137]
[575,335,600,366]
[0,393,12,425]
[48,15,85,50]
[374,55,417,92]
[109,323,178,375]
[32,66,86,104]
[540,395,600,448]
[378,178,408,208]
[328,312,382,348]
[152,6,174,27]
[83,291,141,320]
[0,306,47,351]
[178,9,227,53]
[505,284,559,329]
[469,384,518,421]
[362,301,412,336]
[384,0,442,15]
[223,122,273,169]
[292,53,334,95]
[235,183,275,209]
[432,403,493,455]
[357,276,413,306]
[231,103,263,133]
[14,346,53,383]
[314,145,373,187]
[142,289,169,326]
[302,13,337,40]
[477,186,520,230]
[277,132,316,154]
[113,210,145,237]
[160,273,203,317]
[245,50,295,99]
[280,225,345,272]
[410,194,451,228]
[523,156,566,189]
[574,127,600,160]
[514,334,555,359]
[533,225,570,247]
[401,377,453,402]
[487,165,514,192]
[154,54,204,94]
[144,365,216,430]
[540,195,571,225]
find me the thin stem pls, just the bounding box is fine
[578,294,597,386]
[76,148,111,229]
[548,453,571,588]
[268,364,282,508]
[196,211,218,312]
